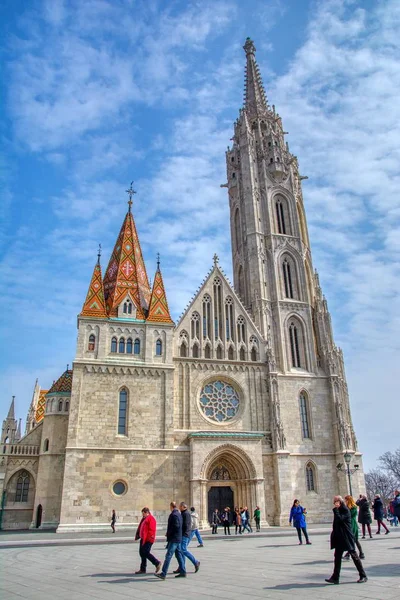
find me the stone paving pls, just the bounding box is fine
[0,528,399,600]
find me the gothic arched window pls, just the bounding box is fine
[216,345,223,359]
[180,343,188,357]
[156,339,162,356]
[213,278,223,340]
[43,439,49,452]
[192,343,199,358]
[15,471,30,502]
[126,338,133,354]
[239,347,245,361]
[225,297,234,342]
[275,196,291,235]
[191,312,200,339]
[205,344,211,359]
[58,400,63,412]
[306,462,316,492]
[228,346,234,360]
[237,316,246,343]
[299,392,311,438]
[251,347,257,362]
[118,389,128,436]
[134,338,140,354]
[111,337,117,353]
[283,258,294,298]
[289,321,302,368]
[119,337,125,353]
[88,334,95,351]
[202,295,211,339]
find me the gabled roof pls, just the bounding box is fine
[80,259,107,318]
[103,210,151,319]
[147,266,174,324]
[47,369,73,395]
[175,259,264,341]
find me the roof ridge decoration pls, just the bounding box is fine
[47,369,73,395]
[243,37,269,117]
[103,190,151,319]
[80,252,107,318]
[147,259,174,324]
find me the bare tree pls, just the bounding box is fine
[365,469,398,504]
[378,448,400,481]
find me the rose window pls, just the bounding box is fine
[199,381,240,422]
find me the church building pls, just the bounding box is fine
[0,39,365,531]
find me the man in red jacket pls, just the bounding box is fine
[135,507,161,574]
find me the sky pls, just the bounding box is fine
[0,0,399,471]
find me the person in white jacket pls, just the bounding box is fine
[189,507,204,547]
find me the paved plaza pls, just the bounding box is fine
[0,527,399,600]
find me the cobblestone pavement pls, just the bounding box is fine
[1,528,399,600]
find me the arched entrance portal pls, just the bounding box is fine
[198,444,261,527]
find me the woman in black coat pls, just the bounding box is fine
[325,496,367,585]
[372,495,390,535]
[356,495,372,539]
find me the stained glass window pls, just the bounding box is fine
[199,381,240,422]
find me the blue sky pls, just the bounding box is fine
[1,0,399,471]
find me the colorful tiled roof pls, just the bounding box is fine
[103,210,151,319]
[147,267,174,324]
[35,389,48,423]
[80,259,107,318]
[47,369,73,395]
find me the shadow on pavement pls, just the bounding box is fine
[293,560,331,566]
[362,563,400,577]
[257,544,298,548]
[264,582,354,590]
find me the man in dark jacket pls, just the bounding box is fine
[393,490,400,524]
[173,502,200,577]
[325,495,367,585]
[155,502,185,580]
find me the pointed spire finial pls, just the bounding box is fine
[156,252,160,270]
[213,253,219,266]
[125,181,137,212]
[243,37,256,56]
[97,243,101,263]
[66,364,69,371]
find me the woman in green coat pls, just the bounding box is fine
[344,495,365,560]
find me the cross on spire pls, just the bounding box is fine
[125,181,137,212]
[97,243,102,263]
[156,252,160,269]
[213,253,219,266]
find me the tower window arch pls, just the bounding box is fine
[306,462,316,492]
[288,319,306,369]
[15,471,30,502]
[119,337,125,353]
[126,338,133,354]
[111,337,117,353]
[43,439,49,452]
[134,338,140,354]
[88,334,95,351]
[275,196,291,235]
[123,299,133,315]
[299,392,311,439]
[156,339,162,356]
[118,389,128,436]
[58,400,63,412]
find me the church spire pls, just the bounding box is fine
[103,188,151,319]
[243,37,269,117]
[80,248,107,318]
[147,255,173,324]
[7,396,15,420]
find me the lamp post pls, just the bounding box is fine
[336,452,359,497]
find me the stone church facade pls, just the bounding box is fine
[0,39,365,531]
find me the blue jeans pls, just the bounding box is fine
[241,520,251,532]
[189,529,203,545]
[162,541,185,576]
[178,536,197,569]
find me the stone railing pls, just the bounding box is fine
[3,444,40,456]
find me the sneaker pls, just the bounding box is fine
[325,578,339,585]
[155,573,165,580]
[357,576,368,583]
[175,573,187,578]
[155,562,162,574]
[173,569,181,574]
[375,531,380,535]
[359,553,365,559]
[298,541,303,545]
[385,530,390,535]
[306,541,312,545]
[197,544,204,547]
[135,570,146,574]
[195,561,200,573]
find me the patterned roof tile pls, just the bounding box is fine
[47,370,73,395]
[147,267,174,324]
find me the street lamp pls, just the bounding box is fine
[336,452,359,497]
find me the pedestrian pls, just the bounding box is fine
[134,507,161,574]
[211,508,220,534]
[111,509,116,533]
[189,506,204,547]
[393,490,400,525]
[221,507,231,535]
[356,495,373,539]
[325,495,367,585]
[343,495,365,560]
[233,507,242,534]
[289,499,311,545]
[244,506,253,532]
[155,501,185,580]
[253,506,261,532]
[240,507,251,533]
[173,502,200,577]
[372,495,390,535]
